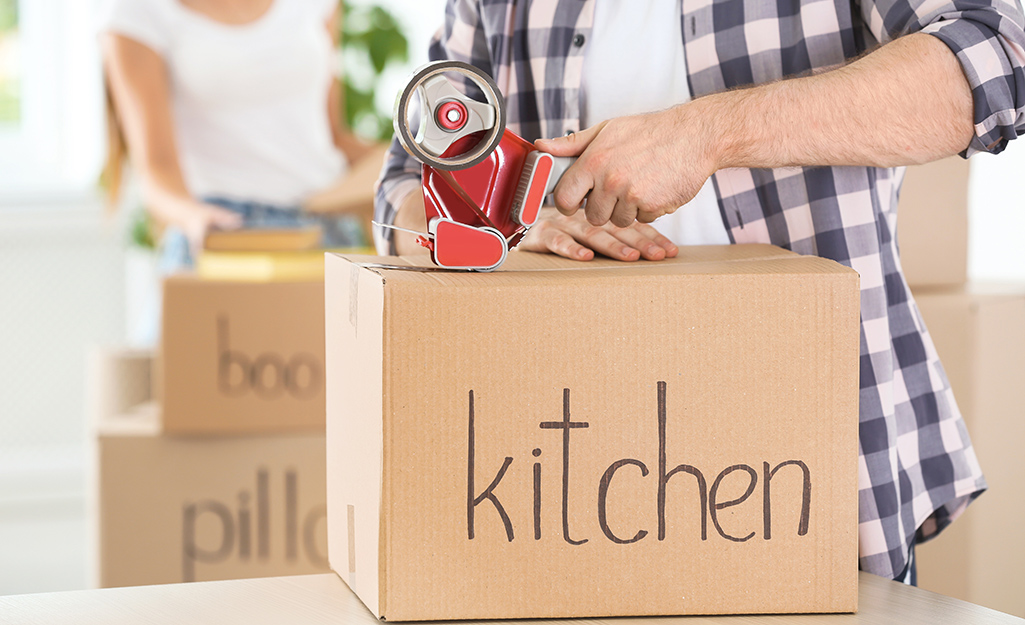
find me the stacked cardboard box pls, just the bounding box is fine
[898,156,970,288]
[324,246,863,620]
[92,272,331,587]
[899,158,1025,619]
[159,277,326,434]
[94,402,328,587]
[91,150,388,587]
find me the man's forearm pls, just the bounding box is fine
[700,33,975,170]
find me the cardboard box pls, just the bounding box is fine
[159,277,325,434]
[86,347,153,424]
[898,156,970,288]
[325,245,862,621]
[913,286,1025,618]
[94,403,329,587]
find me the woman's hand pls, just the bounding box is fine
[519,207,678,261]
[104,33,237,247]
[182,202,244,252]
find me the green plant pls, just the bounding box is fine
[339,3,409,141]
[128,208,157,250]
[0,0,17,33]
[0,0,19,124]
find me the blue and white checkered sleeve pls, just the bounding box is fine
[373,0,494,255]
[923,3,1025,156]
[860,0,1025,157]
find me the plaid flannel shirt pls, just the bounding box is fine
[374,0,1025,579]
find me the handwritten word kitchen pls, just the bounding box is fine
[467,381,812,545]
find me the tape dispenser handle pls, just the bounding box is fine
[544,156,577,197]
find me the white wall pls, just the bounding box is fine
[0,201,126,595]
[968,139,1025,282]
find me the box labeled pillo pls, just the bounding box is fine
[325,246,862,621]
[94,404,328,587]
[160,277,325,434]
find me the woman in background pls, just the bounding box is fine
[100,0,370,270]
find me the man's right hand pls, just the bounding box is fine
[519,207,677,261]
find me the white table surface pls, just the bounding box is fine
[1,571,1021,624]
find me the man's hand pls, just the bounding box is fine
[534,106,718,228]
[518,207,678,261]
[393,192,430,255]
[533,34,975,231]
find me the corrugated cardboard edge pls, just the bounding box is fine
[325,254,386,618]
[837,269,863,614]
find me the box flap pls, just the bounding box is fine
[331,245,851,287]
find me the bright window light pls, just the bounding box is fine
[0,0,20,127]
[0,0,104,203]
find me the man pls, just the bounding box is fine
[374,0,1025,582]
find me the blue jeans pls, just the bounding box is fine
[158,197,366,274]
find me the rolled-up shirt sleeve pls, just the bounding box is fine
[373,0,494,254]
[862,0,1025,157]
[924,7,1025,156]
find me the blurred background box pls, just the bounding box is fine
[86,347,153,425]
[203,228,324,254]
[914,286,1025,618]
[899,157,970,288]
[196,250,332,282]
[159,277,325,435]
[93,402,328,588]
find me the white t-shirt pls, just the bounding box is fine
[581,0,729,245]
[99,0,345,206]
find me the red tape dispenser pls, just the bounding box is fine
[386,61,575,271]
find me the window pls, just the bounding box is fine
[0,0,104,202]
[0,0,19,127]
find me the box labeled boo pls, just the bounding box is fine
[325,245,861,621]
[160,277,325,434]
